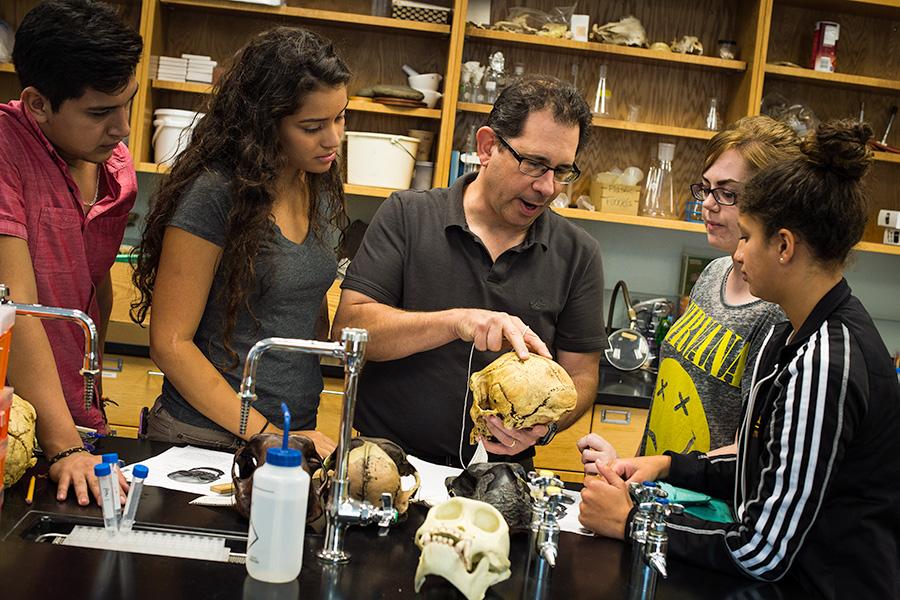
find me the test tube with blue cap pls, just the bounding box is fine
[102,452,123,520]
[94,462,119,534]
[120,464,149,534]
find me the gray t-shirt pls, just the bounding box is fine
[159,170,338,432]
[644,256,785,455]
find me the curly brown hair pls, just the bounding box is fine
[131,27,351,368]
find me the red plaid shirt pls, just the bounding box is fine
[0,100,137,432]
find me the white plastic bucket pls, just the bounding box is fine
[345,132,420,189]
[152,109,204,166]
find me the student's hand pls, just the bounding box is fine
[452,309,551,360]
[577,432,618,475]
[49,452,103,506]
[608,455,671,483]
[296,430,337,459]
[478,415,547,455]
[579,463,632,539]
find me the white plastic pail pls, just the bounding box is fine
[152,109,203,166]
[345,132,420,189]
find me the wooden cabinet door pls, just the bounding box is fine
[102,354,163,438]
[533,407,593,483]
[591,404,649,460]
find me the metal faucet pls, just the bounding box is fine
[0,283,100,410]
[627,482,683,600]
[522,470,571,599]
[236,328,398,564]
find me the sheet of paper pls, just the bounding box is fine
[558,489,595,537]
[407,455,462,506]
[122,445,235,496]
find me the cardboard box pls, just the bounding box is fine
[590,181,641,215]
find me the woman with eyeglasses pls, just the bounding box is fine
[580,116,801,471]
[579,119,900,599]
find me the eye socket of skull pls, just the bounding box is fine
[473,507,502,532]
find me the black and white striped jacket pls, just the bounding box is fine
[655,279,900,599]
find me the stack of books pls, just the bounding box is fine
[152,56,188,83]
[184,54,217,84]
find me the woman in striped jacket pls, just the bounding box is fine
[579,119,900,599]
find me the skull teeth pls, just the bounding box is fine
[420,527,472,563]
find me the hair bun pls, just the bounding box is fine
[801,119,873,181]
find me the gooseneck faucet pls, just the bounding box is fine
[0,283,100,410]
[237,328,398,564]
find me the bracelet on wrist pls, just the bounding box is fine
[47,446,89,466]
[258,420,270,435]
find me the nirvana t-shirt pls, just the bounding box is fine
[644,257,784,455]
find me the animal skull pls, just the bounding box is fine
[591,16,648,47]
[469,352,577,444]
[670,35,704,55]
[313,437,420,516]
[414,497,511,600]
[446,462,532,531]
[3,393,36,487]
[232,433,323,525]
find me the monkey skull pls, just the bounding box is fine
[414,497,511,600]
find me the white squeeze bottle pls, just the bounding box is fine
[246,404,309,583]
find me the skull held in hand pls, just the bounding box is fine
[414,497,511,600]
[313,437,420,516]
[232,433,323,522]
[469,352,576,444]
[446,462,532,531]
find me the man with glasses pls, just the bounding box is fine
[334,76,605,468]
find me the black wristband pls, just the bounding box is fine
[48,446,89,465]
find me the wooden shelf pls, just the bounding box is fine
[553,208,706,233]
[458,103,714,140]
[466,28,747,72]
[856,241,900,256]
[764,64,900,94]
[0,62,15,74]
[150,81,442,119]
[874,151,900,165]
[160,0,451,35]
[137,162,401,198]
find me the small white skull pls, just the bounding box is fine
[414,497,511,600]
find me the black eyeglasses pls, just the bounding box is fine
[690,183,738,206]
[495,134,581,184]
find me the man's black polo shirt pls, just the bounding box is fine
[342,173,606,466]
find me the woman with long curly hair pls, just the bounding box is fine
[132,27,350,457]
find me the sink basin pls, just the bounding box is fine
[596,363,656,408]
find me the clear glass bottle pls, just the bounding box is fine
[641,142,677,219]
[482,51,505,104]
[706,97,720,131]
[592,64,611,117]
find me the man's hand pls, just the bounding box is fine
[478,414,548,455]
[296,430,337,459]
[453,309,551,360]
[578,463,633,539]
[48,452,128,506]
[577,433,618,475]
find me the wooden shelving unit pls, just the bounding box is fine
[764,63,900,93]
[777,0,900,19]
[874,151,900,165]
[0,62,14,74]
[466,28,748,73]
[553,208,706,233]
[159,0,451,35]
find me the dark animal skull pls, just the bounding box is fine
[232,433,324,525]
[446,462,532,530]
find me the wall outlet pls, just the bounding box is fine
[878,209,900,229]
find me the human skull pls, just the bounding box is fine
[313,437,420,516]
[3,393,37,487]
[232,433,323,524]
[446,462,532,531]
[590,16,648,47]
[414,497,511,600]
[670,35,704,55]
[469,352,577,444]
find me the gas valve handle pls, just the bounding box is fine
[376,492,398,536]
